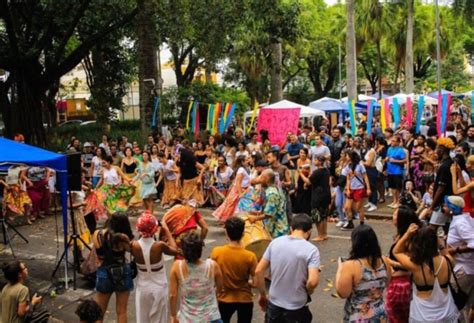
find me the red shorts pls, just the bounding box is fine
[348,188,366,202]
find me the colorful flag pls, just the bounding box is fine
[415,96,424,134]
[347,99,357,136]
[248,101,259,134]
[393,98,400,130]
[380,99,386,132]
[224,103,237,130]
[366,100,374,136]
[406,97,413,128]
[441,93,448,135]
[186,101,193,130]
[384,98,391,128]
[437,92,442,136]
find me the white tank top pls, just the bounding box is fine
[136,237,166,287]
[103,167,120,185]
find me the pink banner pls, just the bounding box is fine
[406,97,413,128]
[257,108,301,146]
[437,93,442,136]
[384,98,391,128]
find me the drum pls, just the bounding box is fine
[240,218,272,260]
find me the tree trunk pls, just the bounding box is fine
[345,0,358,102]
[405,0,415,93]
[0,81,13,138]
[269,42,283,103]
[376,41,383,98]
[137,0,159,135]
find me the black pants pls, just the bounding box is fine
[218,302,253,323]
[265,301,312,323]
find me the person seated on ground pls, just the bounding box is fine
[75,299,103,323]
[399,179,421,211]
[1,261,44,323]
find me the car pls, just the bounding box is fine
[58,120,83,127]
[79,120,96,126]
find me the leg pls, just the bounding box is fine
[236,302,254,323]
[95,292,112,320]
[115,291,130,323]
[354,200,364,223]
[335,187,345,222]
[218,302,236,323]
[367,168,378,206]
[344,199,353,221]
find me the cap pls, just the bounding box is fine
[83,142,92,148]
[444,196,464,215]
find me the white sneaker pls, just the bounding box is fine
[336,221,346,227]
[367,205,378,212]
[364,203,371,208]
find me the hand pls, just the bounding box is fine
[31,293,42,305]
[406,223,419,236]
[171,316,179,323]
[258,294,268,311]
[366,189,371,197]
[450,163,457,175]
[248,216,257,224]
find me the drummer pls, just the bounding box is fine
[210,217,258,323]
[247,169,289,238]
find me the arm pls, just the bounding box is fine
[254,258,270,310]
[234,172,244,194]
[159,221,178,255]
[364,172,371,196]
[96,173,104,189]
[306,267,320,295]
[116,167,131,185]
[89,160,94,179]
[169,261,180,323]
[392,224,419,272]
[335,261,354,298]
[451,164,474,195]
[213,261,224,295]
[197,216,208,241]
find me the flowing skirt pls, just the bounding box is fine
[161,178,179,206]
[3,185,31,216]
[213,185,240,222]
[27,179,50,214]
[180,176,204,205]
[125,173,143,206]
[236,186,265,214]
[208,182,229,207]
[84,184,135,217]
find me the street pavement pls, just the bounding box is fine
[0,204,395,322]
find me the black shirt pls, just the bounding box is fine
[178,149,198,180]
[309,167,331,208]
[433,157,454,208]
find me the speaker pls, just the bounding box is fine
[65,152,82,191]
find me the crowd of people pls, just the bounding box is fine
[0,106,473,322]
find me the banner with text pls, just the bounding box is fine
[257,108,301,146]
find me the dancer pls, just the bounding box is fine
[94,156,135,215]
[2,166,31,223]
[208,155,233,207]
[177,148,205,206]
[162,201,209,258]
[131,211,178,323]
[121,147,142,207]
[22,166,51,223]
[213,155,251,222]
[156,152,179,208]
[132,151,156,211]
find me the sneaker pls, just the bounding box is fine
[336,221,346,227]
[364,202,371,209]
[341,221,354,231]
[367,205,378,212]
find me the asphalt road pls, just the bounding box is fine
[0,206,395,322]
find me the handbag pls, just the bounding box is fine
[80,246,98,276]
[444,256,468,310]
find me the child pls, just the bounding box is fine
[418,183,434,221]
[75,299,103,323]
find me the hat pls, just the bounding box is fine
[83,142,92,148]
[444,196,464,215]
[136,211,158,238]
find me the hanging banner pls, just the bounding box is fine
[219,103,227,134]
[436,92,442,136]
[441,93,449,135]
[194,102,200,138]
[380,99,387,132]
[366,100,374,136]
[151,96,161,128]
[446,93,452,121]
[213,103,221,134]
[347,100,357,136]
[257,108,300,146]
[472,91,474,126]
[186,101,193,129]
[224,103,237,130]
[384,98,391,129]
[393,98,400,130]
[415,95,424,134]
[190,101,198,133]
[206,104,212,131]
[406,97,413,128]
[248,101,259,134]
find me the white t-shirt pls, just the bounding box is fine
[236,167,250,188]
[235,150,250,159]
[309,145,331,168]
[161,160,177,181]
[247,142,262,153]
[214,166,233,184]
[91,156,102,177]
[103,167,120,185]
[447,213,474,275]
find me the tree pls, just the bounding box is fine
[137,0,159,134]
[0,0,137,144]
[405,0,415,93]
[345,0,358,101]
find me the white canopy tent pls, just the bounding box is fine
[243,99,324,133]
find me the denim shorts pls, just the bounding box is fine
[95,264,134,293]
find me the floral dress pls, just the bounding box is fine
[344,259,388,323]
[263,186,289,238]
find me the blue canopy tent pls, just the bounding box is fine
[369,93,389,100]
[355,100,381,110]
[0,138,69,278]
[427,89,464,99]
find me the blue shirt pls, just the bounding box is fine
[386,146,406,175]
[285,142,304,157]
